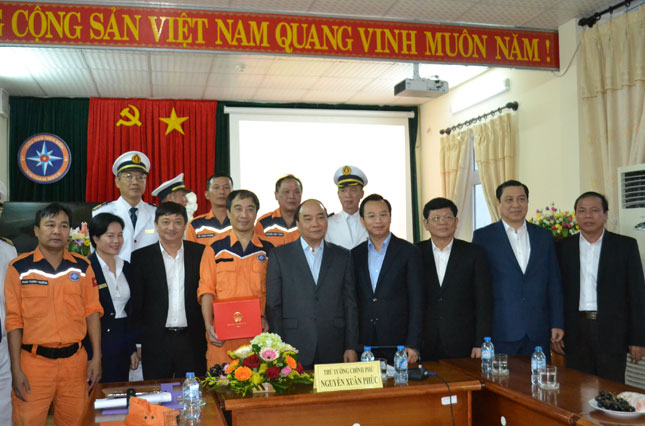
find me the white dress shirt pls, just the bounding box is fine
[325,210,368,250]
[432,239,454,286]
[160,242,188,328]
[579,231,604,311]
[300,237,324,284]
[502,220,531,273]
[96,253,130,319]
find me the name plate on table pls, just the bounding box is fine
[315,361,382,393]
[213,296,262,340]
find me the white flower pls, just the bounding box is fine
[233,345,252,359]
[282,343,299,354]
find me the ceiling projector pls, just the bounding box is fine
[394,77,449,98]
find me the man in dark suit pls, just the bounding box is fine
[555,191,645,383]
[417,197,492,361]
[352,194,424,363]
[472,180,564,360]
[129,202,207,379]
[266,199,359,369]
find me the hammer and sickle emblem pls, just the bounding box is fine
[116,105,142,127]
[233,312,243,323]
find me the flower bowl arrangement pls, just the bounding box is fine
[202,333,314,396]
[528,204,579,240]
[68,222,91,256]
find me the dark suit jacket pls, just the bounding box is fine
[85,253,136,361]
[556,231,645,354]
[416,238,492,359]
[129,241,206,373]
[352,234,424,351]
[89,253,135,345]
[472,221,564,344]
[266,240,358,367]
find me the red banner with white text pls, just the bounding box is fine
[86,98,216,216]
[0,2,559,69]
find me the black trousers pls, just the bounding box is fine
[101,318,132,383]
[565,316,626,383]
[142,329,205,380]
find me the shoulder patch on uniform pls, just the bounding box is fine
[92,201,112,211]
[0,236,14,246]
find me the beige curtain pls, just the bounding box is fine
[473,113,514,221]
[440,129,472,237]
[579,6,645,230]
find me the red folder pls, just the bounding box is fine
[212,296,262,340]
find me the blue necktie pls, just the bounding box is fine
[129,207,138,228]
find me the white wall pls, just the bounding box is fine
[417,19,583,239]
[0,101,9,195]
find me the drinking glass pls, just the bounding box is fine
[377,358,388,381]
[492,353,509,375]
[539,365,559,390]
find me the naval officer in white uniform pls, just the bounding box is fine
[151,173,191,207]
[92,151,158,262]
[325,165,369,250]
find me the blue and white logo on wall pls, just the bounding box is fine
[18,133,72,184]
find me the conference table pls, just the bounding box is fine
[82,358,645,425]
[82,361,481,425]
[442,356,645,425]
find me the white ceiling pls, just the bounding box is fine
[0,0,619,105]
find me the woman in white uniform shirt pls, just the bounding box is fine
[88,213,139,382]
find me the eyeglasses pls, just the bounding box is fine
[120,173,147,183]
[428,216,456,223]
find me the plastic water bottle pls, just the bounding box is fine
[531,346,546,385]
[393,345,408,385]
[360,346,375,362]
[182,372,201,424]
[481,337,494,373]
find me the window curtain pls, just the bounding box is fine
[440,129,472,239]
[579,6,645,230]
[473,113,514,221]
[9,97,89,201]
[86,98,217,216]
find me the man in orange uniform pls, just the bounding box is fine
[254,175,302,247]
[199,190,272,368]
[4,203,103,425]
[187,173,233,246]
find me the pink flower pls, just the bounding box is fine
[552,225,557,230]
[80,222,89,235]
[260,348,279,362]
[281,366,291,376]
[536,209,540,213]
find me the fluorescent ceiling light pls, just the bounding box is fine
[451,76,510,114]
[0,47,31,78]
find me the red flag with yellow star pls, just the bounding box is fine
[86,98,216,214]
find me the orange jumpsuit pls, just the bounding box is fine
[187,210,231,247]
[4,247,103,426]
[254,208,299,247]
[198,231,273,368]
